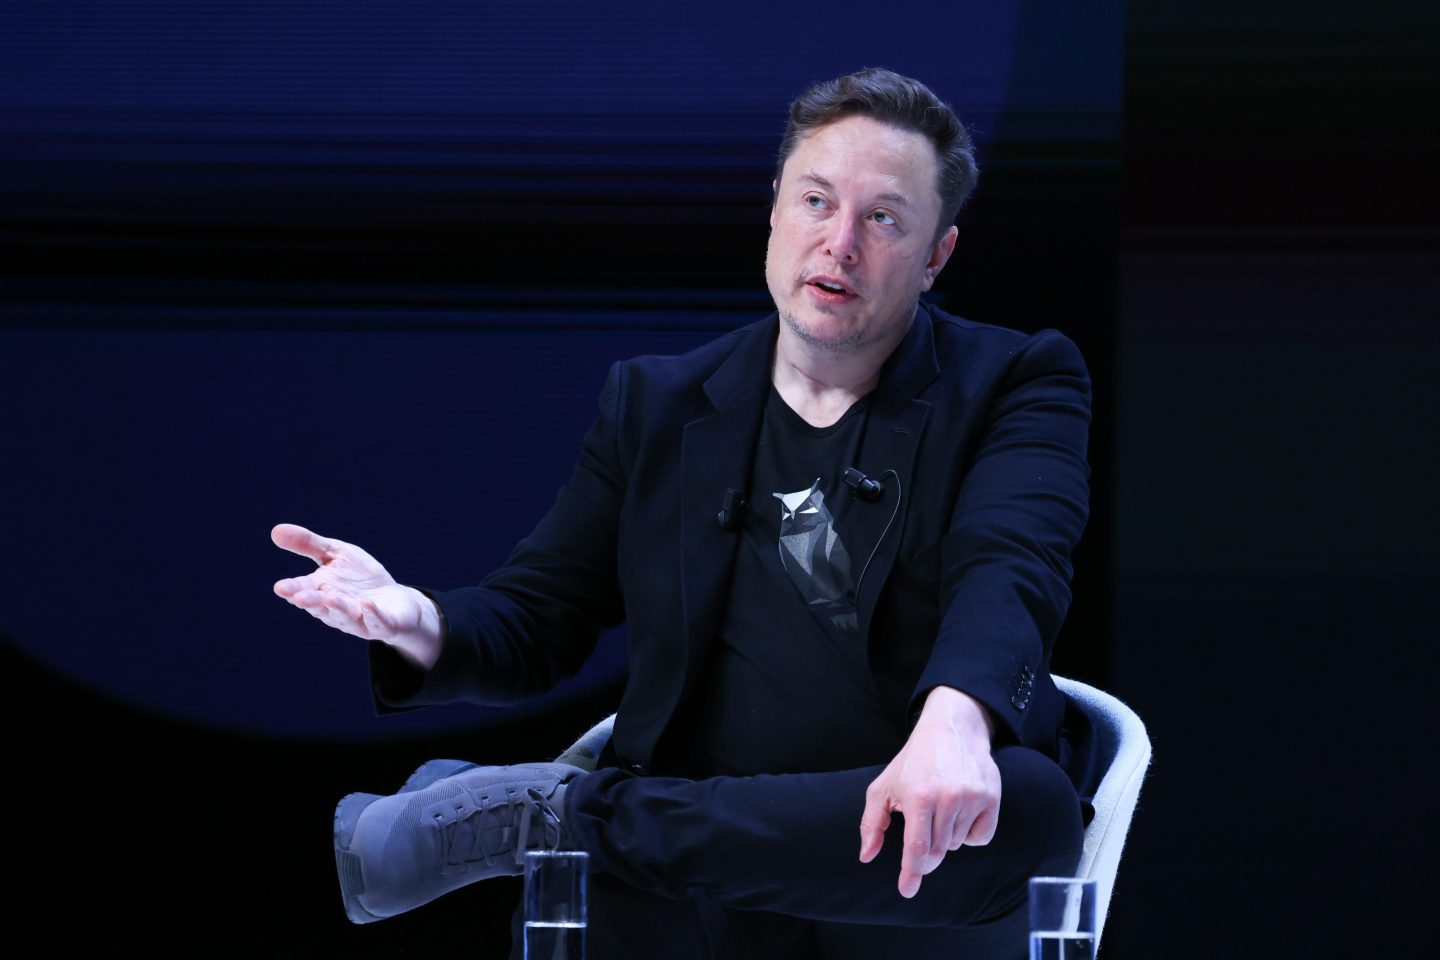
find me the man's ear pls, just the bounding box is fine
[769,178,779,229]
[921,225,959,290]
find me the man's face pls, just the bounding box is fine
[765,114,957,356]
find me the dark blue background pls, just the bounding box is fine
[1,0,1121,741]
[3,1,1435,956]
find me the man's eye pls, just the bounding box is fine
[871,211,896,225]
[805,194,826,208]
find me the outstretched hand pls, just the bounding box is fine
[271,523,442,669]
[858,686,1000,899]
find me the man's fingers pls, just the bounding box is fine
[898,807,934,899]
[965,802,999,847]
[931,796,963,857]
[271,523,336,563]
[943,803,980,852]
[282,585,324,608]
[273,576,313,598]
[858,797,892,864]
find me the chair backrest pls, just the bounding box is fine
[1052,674,1152,949]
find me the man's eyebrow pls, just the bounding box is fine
[796,172,912,206]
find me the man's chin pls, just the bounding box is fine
[780,310,869,355]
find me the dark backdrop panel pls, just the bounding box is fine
[1108,3,1439,957]
[1,323,733,738]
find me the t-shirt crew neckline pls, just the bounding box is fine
[766,386,874,439]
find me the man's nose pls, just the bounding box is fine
[824,217,861,263]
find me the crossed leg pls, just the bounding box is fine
[509,745,1083,959]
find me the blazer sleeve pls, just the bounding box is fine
[370,361,629,710]
[910,329,1092,745]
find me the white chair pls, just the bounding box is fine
[1051,675,1151,951]
[556,675,1151,950]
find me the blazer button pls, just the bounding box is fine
[1011,694,1027,710]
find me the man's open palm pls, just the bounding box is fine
[272,523,426,644]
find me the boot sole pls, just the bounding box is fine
[332,761,479,926]
[334,792,385,925]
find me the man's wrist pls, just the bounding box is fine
[921,685,995,745]
[386,586,444,671]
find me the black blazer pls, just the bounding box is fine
[374,302,1099,792]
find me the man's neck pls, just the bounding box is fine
[770,316,911,428]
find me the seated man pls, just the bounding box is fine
[274,66,1098,959]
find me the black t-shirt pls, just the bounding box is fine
[688,386,906,777]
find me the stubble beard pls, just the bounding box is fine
[777,299,918,357]
[779,306,862,355]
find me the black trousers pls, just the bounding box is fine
[510,745,1084,959]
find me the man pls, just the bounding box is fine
[274,67,1097,958]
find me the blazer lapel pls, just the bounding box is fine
[679,317,774,672]
[852,306,941,640]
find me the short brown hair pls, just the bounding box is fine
[775,67,978,243]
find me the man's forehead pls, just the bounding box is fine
[794,114,931,155]
[782,116,941,201]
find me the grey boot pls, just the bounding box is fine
[333,761,585,924]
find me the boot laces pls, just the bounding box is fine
[438,786,562,869]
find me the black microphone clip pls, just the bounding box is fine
[717,488,749,530]
[843,467,885,502]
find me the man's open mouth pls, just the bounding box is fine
[809,278,854,295]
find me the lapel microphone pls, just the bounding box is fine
[716,487,749,530]
[843,467,885,502]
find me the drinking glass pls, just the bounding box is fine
[523,850,588,960]
[1027,876,1097,960]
